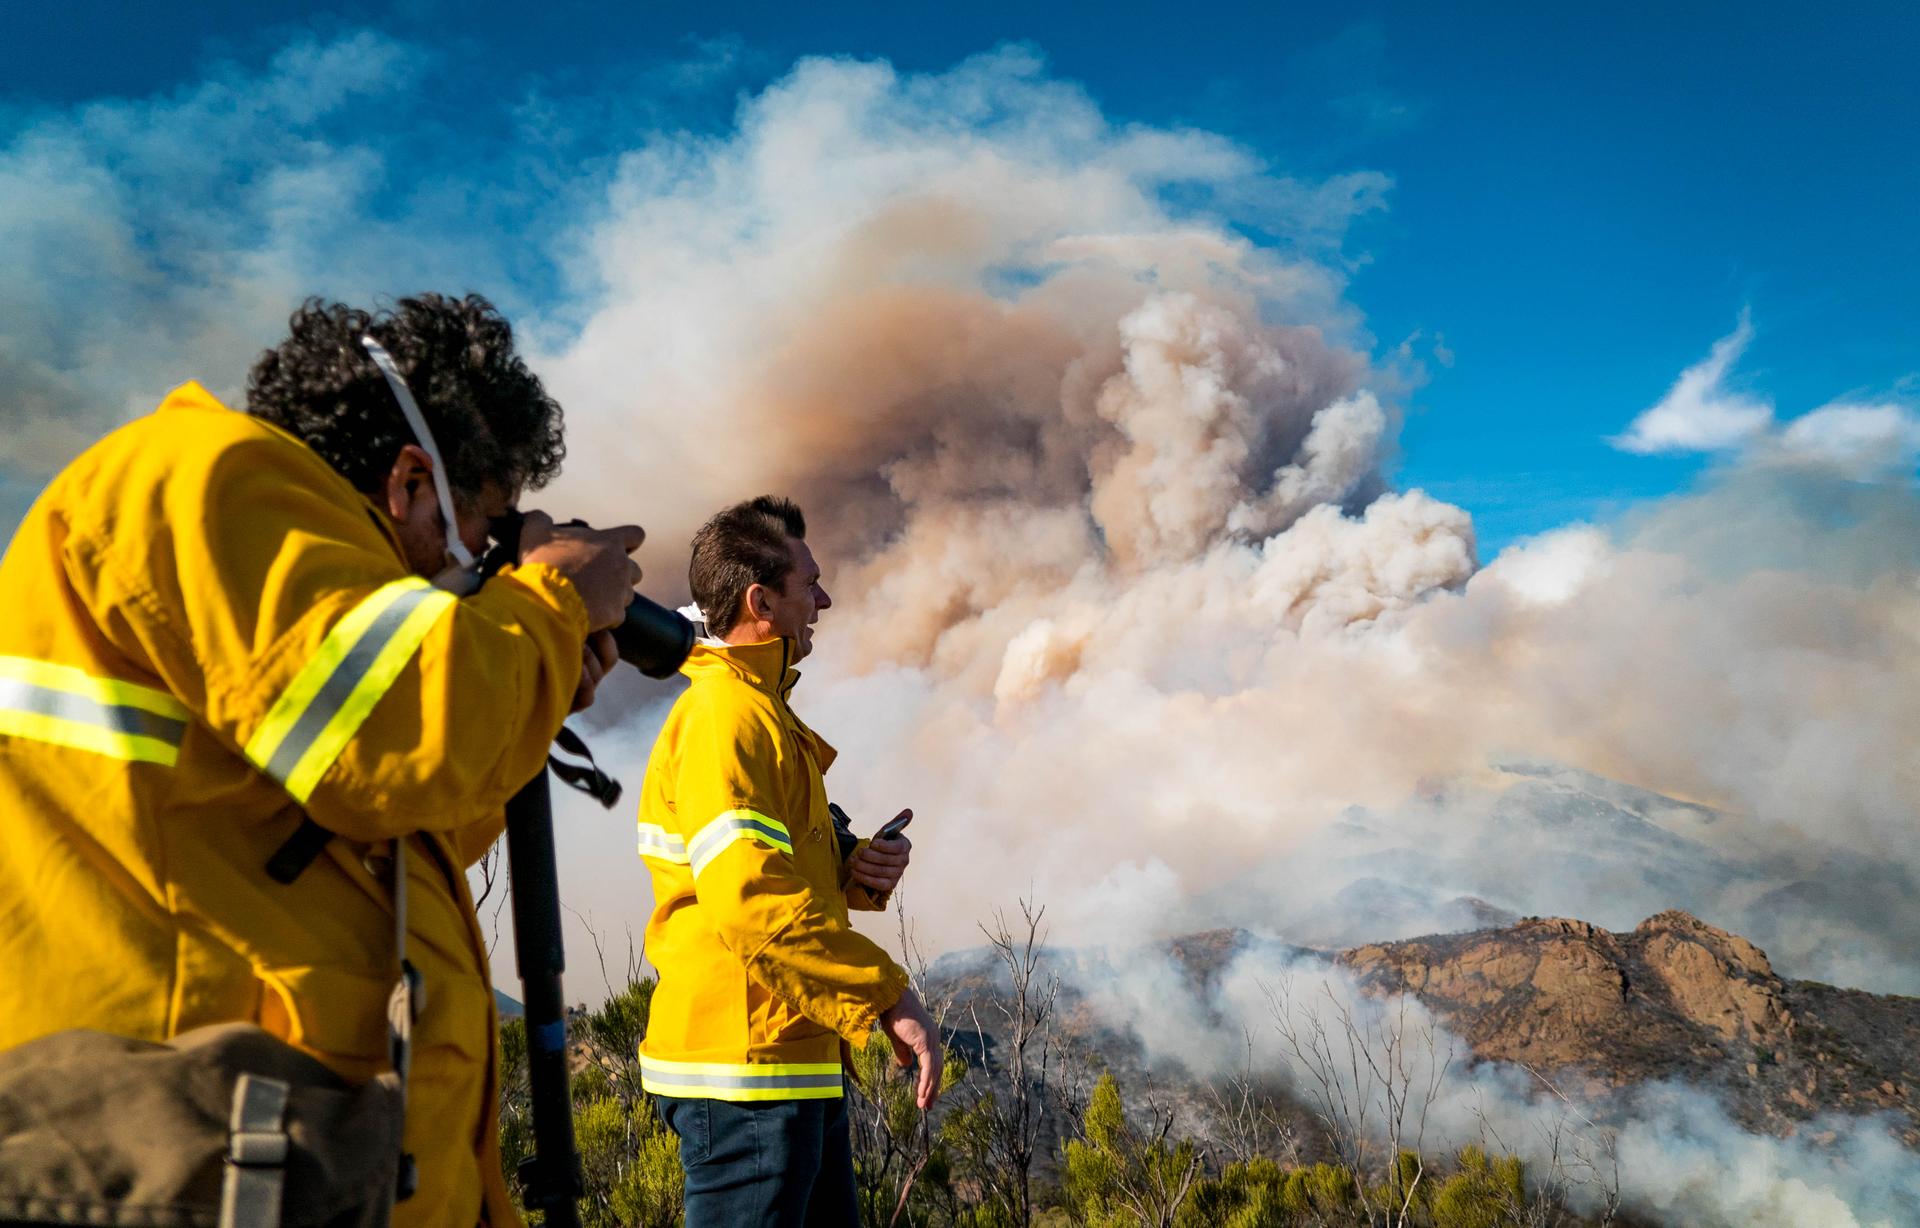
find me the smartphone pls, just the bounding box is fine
[875,810,914,840]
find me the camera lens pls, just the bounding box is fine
[612,596,695,679]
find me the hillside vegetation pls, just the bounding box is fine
[498,906,1655,1226]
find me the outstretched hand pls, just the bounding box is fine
[879,988,943,1110]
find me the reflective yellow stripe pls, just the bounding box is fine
[637,822,689,864]
[640,1081,844,1102]
[0,656,187,766]
[639,1056,843,1077]
[638,1054,843,1101]
[687,809,793,879]
[244,578,457,802]
[0,711,180,766]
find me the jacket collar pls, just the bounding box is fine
[682,637,838,773]
[681,636,801,699]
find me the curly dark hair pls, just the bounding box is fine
[246,293,565,502]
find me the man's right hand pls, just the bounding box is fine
[879,988,943,1110]
[517,512,646,631]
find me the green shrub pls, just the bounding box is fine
[1061,1073,1203,1228]
[1178,1157,1291,1228]
[1430,1144,1527,1228]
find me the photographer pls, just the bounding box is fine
[0,294,638,1227]
[636,496,939,1228]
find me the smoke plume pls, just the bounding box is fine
[528,48,1918,1000]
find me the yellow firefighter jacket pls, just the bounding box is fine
[636,637,909,1101]
[0,383,589,1227]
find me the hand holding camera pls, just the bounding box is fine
[516,511,648,631]
[487,509,696,702]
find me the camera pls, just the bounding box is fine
[484,510,695,679]
[612,592,695,678]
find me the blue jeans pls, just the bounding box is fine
[656,1093,861,1228]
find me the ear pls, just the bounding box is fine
[742,582,775,626]
[383,443,436,523]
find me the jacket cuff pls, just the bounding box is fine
[846,883,893,912]
[840,962,913,1045]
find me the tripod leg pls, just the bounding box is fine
[506,769,584,1228]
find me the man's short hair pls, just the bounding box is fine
[691,496,808,637]
[246,293,565,504]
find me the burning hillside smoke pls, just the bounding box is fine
[1077,940,1920,1228]
[535,49,1919,1002]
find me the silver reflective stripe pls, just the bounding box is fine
[0,680,187,744]
[688,812,792,878]
[647,1069,842,1092]
[259,584,445,785]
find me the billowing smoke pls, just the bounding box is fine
[518,47,1919,1217]
[529,48,1919,1002]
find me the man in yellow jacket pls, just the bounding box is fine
[0,294,643,1226]
[636,495,939,1227]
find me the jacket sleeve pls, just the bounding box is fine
[59,425,587,842]
[674,693,908,1044]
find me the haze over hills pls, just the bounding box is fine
[934,910,1920,1146]
[924,909,1920,1227]
[1225,761,1920,999]
[902,762,1920,1225]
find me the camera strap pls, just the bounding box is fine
[360,334,475,571]
[548,725,622,809]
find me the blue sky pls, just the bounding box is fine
[3,1,1915,554]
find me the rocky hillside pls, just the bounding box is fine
[1341,910,1920,1145]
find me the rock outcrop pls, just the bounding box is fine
[1341,910,1918,1144]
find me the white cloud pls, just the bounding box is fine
[1613,312,1920,476]
[1612,310,1773,454]
[0,31,423,466]
[1775,399,1920,471]
[1477,524,1611,607]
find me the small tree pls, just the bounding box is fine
[1429,1145,1526,1228]
[501,973,683,1227]
[1202,1029,1300,1170]
[1175,1156,1291,1228]
[1262,975,1454,1228]
[1062,1074,1204,1228]
[947,898,1062,1228]
[1466,1068,1622,1228]
[849,899,970,1225]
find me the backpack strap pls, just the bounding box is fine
[221,1074,291,1228]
